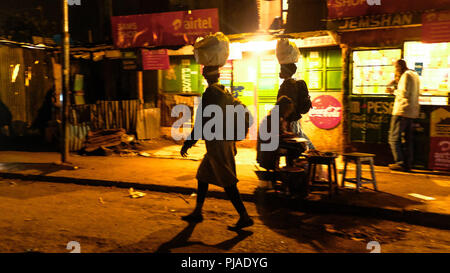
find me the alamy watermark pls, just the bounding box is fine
[67,241,81,253]
[367,0,381,5]
[367,241,381,253]
[171,103,280,152]
[68,0,81,6]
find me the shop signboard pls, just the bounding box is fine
[162,57,202,94]
[309,95,342,130]
[141,49,170,70]
[328,12,421,31]
[349,96,394,143]
[121,51,140,71]
[327,0,450,19]
[422,10,450,44]
[429,107,450,170]
[429,137,450,171]
[111,9,219,48]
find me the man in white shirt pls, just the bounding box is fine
[386,59,420,172]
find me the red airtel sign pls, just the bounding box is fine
[111,9,219,48]
[309,95,342,130]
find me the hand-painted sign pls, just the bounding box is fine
[422,11,450,43]
[309,95,342,130]
[111,9,219,48]
[327,0,450,19]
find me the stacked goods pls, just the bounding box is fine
[276,38,300,64]
[194,32,230,67]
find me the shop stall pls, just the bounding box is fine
[327,0,450,170]
[159,32,344,151]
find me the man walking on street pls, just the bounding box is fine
[180,66,254,231]
[386,59,420,172]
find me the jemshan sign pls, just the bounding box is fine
[331,13,420,31]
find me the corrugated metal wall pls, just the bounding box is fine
[68,99,143,151]
[69,99,141,133]
[0,46,26,123]
[0,44,53,134]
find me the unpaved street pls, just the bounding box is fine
[0,179,449,253]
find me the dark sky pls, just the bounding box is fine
[0,0,172,43]
[0,0,259,44]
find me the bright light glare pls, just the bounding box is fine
[228,43,243,60]
[11,64,20,83]
[233,40,277,53]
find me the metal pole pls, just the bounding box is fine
[61,0,70,163]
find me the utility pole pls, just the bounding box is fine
[61,0,70,163]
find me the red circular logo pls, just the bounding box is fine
[309,95,342,130]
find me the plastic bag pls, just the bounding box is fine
[194,32,230,67]
[276,38,300,64]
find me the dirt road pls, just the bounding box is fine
[0,179,448,253]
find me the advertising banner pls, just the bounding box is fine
[429,137,450,171]
[429,107,450,170]
[422,10,450,43]
[141,49,170,70]
[111,9,219,48]
[327,0,450,19]
[309,95,342,130]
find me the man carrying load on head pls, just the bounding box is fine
[180,32,254,231]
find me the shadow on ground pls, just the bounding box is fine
[0,136,58,152]
[106,222,253,253]
[0,163,76,176]
[308,187,423,210]
[253,189,412,252]
[0,179,82,200]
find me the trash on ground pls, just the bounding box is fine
[121,134,135,144]
[324,224,339,234]
[176,194,190,204]
[139,152,151,157]
[397,227,410,232]
[190,193,197,197]
[99,197,105,204]
[129,188,146,198]
[408,193,436,201]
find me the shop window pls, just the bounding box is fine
[404,41,449,97]
[298,48,342,91]
[352,49,402,95]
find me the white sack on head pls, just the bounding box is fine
[276,38,300,64]
[194,32,230,67]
